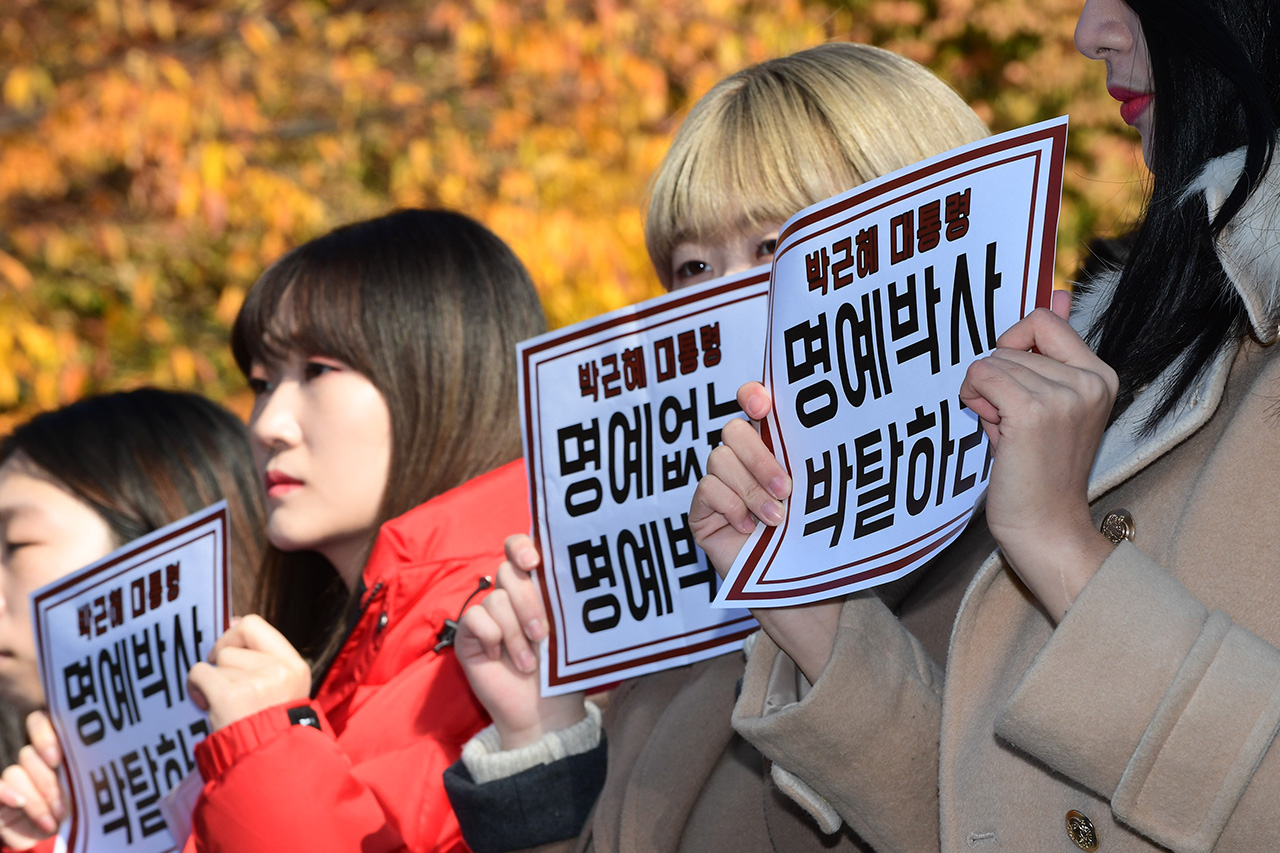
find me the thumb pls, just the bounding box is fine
[1050,288,1071,321]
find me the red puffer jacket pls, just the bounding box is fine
[183,460,526,852]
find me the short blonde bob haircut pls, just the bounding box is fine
[646,42,990,288]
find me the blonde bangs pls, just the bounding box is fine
[645,43,990,288]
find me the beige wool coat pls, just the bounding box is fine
[526,650,873,853]
[732,147,1280,853]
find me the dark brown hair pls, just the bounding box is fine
[231,208,546,663]
[0,387,267,611]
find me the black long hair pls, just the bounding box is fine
[1088,0,1279,429]
[0,388,267,609]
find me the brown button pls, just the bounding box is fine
[1099,508,1135,545]
[1066,810,1098,851]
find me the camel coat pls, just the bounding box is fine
[732,145,1280,852]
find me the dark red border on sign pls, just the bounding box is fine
[727,121,1066,603]
[519,271,771,688]
[31,506,228,853]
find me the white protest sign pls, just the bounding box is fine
[716,118,1068,608]
[32,502,230,853]
[520,270,764,695]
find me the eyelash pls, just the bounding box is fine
[758,238,778,257]
[676,260,711,279]
[303,361,338,381]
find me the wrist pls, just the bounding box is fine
[496,695,587,750]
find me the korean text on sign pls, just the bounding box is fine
[520,268,768,696]
[32,502,230,853]
[717,118,1068,608]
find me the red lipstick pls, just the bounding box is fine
[264,470,303,498]
[1108,86,1152,126]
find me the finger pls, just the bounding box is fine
[456,603,504,662]
[690,473,760,537]
[995,307,1092,365]
[719,417,790,503]
[736,381,771,421]
[219,614,304,664]
[24,713,59,770]
[0,766,55,836]
[17,747,62,823]
[1051,288,1072,320]
[186,662,218,712]
[496,560,549,642]
[206,645,274,673]
[481,589,538,673]
[503,534,541,573]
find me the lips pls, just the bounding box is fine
[1108,86,1153,126]
[264,470,304,498]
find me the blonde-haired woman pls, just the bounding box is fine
[443,42,988,853]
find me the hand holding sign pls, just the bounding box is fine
[692,384,841,683]
[0,712,64,848]
[454,537,588,749]
[959,297,1117,621]
[187,615,310,732]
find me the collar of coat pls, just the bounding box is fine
[1068,140,1280,498]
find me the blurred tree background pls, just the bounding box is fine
[0,0,1147,426]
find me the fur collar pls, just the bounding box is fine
[1186,140,1280,344]
[1071,141,1280,497]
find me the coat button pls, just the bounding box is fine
[1065,810,1098,851]
[1099,508,1135,545]
[376,611,389,633]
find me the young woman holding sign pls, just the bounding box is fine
[695,0,1280,850]
[179,209,544,852]
[443,42,988,853]
[0,388,267,850]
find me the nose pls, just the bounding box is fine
[1074,0,1134,60]
[249,383,301,453]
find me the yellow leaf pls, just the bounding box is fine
[16,322,56,366]
[240,17,280,57]
[0,250,33,292]
[171,347,196,385]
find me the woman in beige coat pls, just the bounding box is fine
[694,0,1280,850]
[441,43,989,853]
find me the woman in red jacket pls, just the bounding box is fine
[184,209,545,852]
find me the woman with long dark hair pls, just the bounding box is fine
[694,0,1280,849]
[0,388,266,849]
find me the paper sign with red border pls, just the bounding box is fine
[714,118,1067,608]
[519,270,765,696]
[31,502,230,853]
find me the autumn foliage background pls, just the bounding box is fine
[0,0,1149,427]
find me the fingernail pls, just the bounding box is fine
[739,515,758,534]
[768,476,789,500]
[517,651,537,673]
[759,501,784,524]
[38,814,57,834]
[50,798,64,821]
[517,548,539,570]
[41,747,58,767]
[526,618,545,641]
[6,792,26,808]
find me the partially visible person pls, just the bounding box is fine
[0,388,267,850]
[443,42,990,853]
[692,0,1280,849]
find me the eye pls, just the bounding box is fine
[303,359,341,381]
[674,259,712,281]
[247,377,273,396]
[757,238,778,259]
